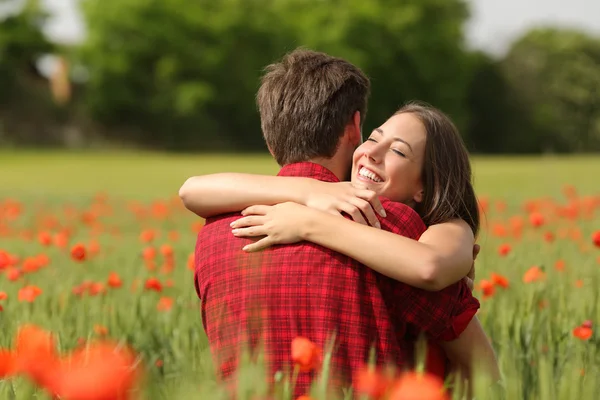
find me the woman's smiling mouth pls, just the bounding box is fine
[357,166,383,183]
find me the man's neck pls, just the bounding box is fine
[308,157,348,181]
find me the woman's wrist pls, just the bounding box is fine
[298,207,323,241]
[296,179,327,206]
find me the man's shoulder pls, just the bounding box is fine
[198,212,241,236]
[195,212,244,264]
[204,212,241,224]
[379,198,426,238]
[380,198,420,217]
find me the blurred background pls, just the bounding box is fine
[0,0,599,154]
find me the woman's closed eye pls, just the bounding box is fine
[392,149,406,157]
[367,137,406,157]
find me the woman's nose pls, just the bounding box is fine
[365,146,383,163]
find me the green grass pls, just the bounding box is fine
[1,150,599,199]
[1,151,599,399]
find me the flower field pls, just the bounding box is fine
[0,152,599,399]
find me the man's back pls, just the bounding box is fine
[196,215,406,386]
[194,163,425,391]
[195,163,479,394]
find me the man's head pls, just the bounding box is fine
[257,48,370,174]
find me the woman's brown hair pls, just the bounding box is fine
[395,101,480,236]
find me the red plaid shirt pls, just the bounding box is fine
[195,162,479,394]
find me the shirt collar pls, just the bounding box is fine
[277,162,340,183]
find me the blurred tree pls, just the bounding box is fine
[0,0,58,145]
[464,51,532,153]
[501,27,600,152]
[0,0,54,95]
[78,0,293,150]
[78,0,473,151]
[4,1,600,153]
[278,0,473,137]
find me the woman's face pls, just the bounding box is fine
[351,112,426,205]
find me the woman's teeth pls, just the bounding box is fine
[358,167,383,183]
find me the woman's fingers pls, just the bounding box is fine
[231,225,267,238]
[468,244,480,281]
[242,237,274,252]
[230,216,266,229]
[464,277,475,292]
[473,244,481,260]
[354,189,386,217]
[467,264,475,281]
[347,197,381,228]
[338,202,368,226]
[241,205,271,216]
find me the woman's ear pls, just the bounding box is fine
[413,189,424,204]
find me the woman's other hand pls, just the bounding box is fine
[230,202,319,252]
[464,244,480,291]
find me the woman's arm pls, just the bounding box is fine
[178,174,310,218]
[179,173,385,225]
[235,203,475,291]
[302,214,474,291]
[440,317,501,397]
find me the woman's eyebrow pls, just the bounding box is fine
[375,128,414,153]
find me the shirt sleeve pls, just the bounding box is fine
[194,215,219,300]
[379,199,481,340]
[438,296,480,341]
[194,223,207,300]
[390,276,480,341]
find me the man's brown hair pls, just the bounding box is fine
[257,48,370,166]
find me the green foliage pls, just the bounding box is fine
[2,1,600,153]
[77,0,295,150]
[0,0,54,97]
[77,0,472,150]
[464,51,530,153]
[501,27,600,152]
[0,0,52,63]
[0,0,60,146]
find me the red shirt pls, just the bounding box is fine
[195,162,479,395]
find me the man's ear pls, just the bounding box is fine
[350,110,362,145]
[266,143,275,158]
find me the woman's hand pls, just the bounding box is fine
[230,202,320,252]
[463,244,480,291]
[305,181,386,228]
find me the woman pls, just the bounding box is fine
[180,102,490,382]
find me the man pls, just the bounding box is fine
[182,48,497,395]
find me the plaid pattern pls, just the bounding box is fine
[194,162,480,394]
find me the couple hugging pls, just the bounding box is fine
[179,48,500,396]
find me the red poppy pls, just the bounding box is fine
[491,273,510,289]
[573,326,593,340]
[291,337,322,372]
[497,243,511,257]
[479,279,495,299]
[18,285,42,303]
[592,231,600,248]
[388,371,449,400]
[108,272,123,288]
[144,278,162,292]
[70,244,86,262]
[354,366,390,399]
